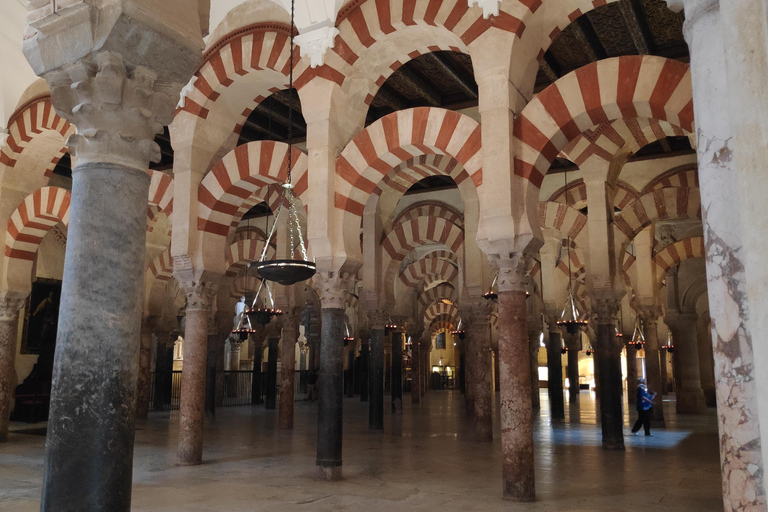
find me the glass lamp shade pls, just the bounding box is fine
[254,259,316,286]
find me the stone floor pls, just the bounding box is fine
[0,390,722,511]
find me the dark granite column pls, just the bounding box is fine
[250,323,264,405]
[360,339,369,402]
[136,317,156,419]
[411,332,422,404]
[391,330,404,413]
[625,340,638,406]
[660,346,670,395]
[153,333,174,411]
[546,328,565,421]
[666,311,707,413]
[279,309,299,429]
[316,275,346,481]
[177,283,217,465]
[565,332,581,404]
[639,306,665,425]
[0,296,25,442]
[265,336,279,410]
[528,331,541,410]
[345,348,355,398]
[497,263,535,501]
[461,300,493,441]
[463,335,475,416]
[593,298,624,451]
[367,311,386,431]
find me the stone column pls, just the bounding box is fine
[666,311,706,413]
[696,316,716,407]
[625,340,638,406]
[660,347,670,395]
[546,326,565,421]
[250,323,265,404]
[461,299,493,441]
[0,295,25,442]
[315,273,347,481]
[136,317,157,420]
[279,309,299,429]
[153,333,174,411]
[494,349,501,392]
[229,340,242,371]
[204,332,225,416]
[666,0,768,506]
[593,296,624,450]
[496,260,535,501]
[177,282,217,465]
[265,333,280,410]
[639,306,665,425]
[463,333,475,415]
[345,348,354,398]
[359,337,369,402]
[391,328,404,413]
[410,330,422,404]
[565,332,581,404]
[528,330,541,410]
[366,310,386,431]
[21,37,198,508]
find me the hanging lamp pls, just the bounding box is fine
[451,318,466,340]
[662,330,674,353]
[556,171,588,335]
[231,303,257,341]
[244,275,283,325]
[629,315,645,346]
[252,0,316,286]
[343,321,355,344]
[483,274,498,300]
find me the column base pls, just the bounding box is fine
[677,389,707,414]
[502,486,536,503]
[602,441,625,451]
[177,458,203,467]
[316,465,342,481]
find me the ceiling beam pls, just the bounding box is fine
[426,53,478,99]
[573,17,608,61]
[618,0,652,54]
[397,67,442,107]
[376,83,410,111]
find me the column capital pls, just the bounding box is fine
[637,304,664,323]
[313,271,352,310]
[0,293,26,322]
[458,298,493,328]
[591,294,621,324]
[496,255,528,293]
[181,281,218,312]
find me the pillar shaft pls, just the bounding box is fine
[136,322,155,419]
[360,341,369,402]
[461,300,493,441]
[317,307,344,479]
[411,337,421,404]
[368,327,385,430]
[0,298,24,442]
[42,163,149,510]
[265,337,279,410]
[565,333,580,404]
[177,285,216,466]
[595,322,624,450]
[497,284,535,501]
[546,330,565,420]
[625,342,637,405]
[641,311,665,425]
[391,331,403,413]
[250,324,264,404]
[667,313,706,413]
[529,332,541,410]
[279,315,298,429]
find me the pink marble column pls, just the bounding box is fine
[497,264,535,501]
[136,317,156,420]
[528,330,541,410]
[279,309,299,429]
[177,283,217,465]
[463,336,475,416]
[0,295,25,442]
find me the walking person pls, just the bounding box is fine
[631,378,657,436]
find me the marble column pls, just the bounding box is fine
[359,339,369,402]
[265,336,279,410]
[391,329,404,413]
[666,0,768,506]
[279,309,299,429]
[0,295,25,442]
[250,323,264,405]
[205,332,226,416]
[315,274,346,481]
[497,262,535,501]
[463,335,475,416]
[625,341,638,406]
[153,333,174,411]
[564,332,581,404]
[660,347,670,395]
[696,316,716,407]
[528,330,541,410]
[666,311,707,413]
[229,340,242,371]
[593,297,624,450]
[461,300,493,441]
[546,328,565,421]
[411,333,421,404]
[136,317,157,420]
[639,307,665,425]
[367,311,386,431]
[177,283,217,465]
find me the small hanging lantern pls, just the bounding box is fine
[251,0,316,287]
[451,318,466,340]
[557,289,588,335]
[629,316,645,346]
[343,321,354,344]
[385,316,398,335]
[244,275,283,325]
[483,275,498,301]
[231,308,256,341]
[662,331,674,352]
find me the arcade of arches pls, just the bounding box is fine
[0,0,766,510]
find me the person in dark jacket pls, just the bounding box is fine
[631,378,657,436]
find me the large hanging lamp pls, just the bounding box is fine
[231,304,257,341]
[556,170,588,335]
[244,274,283,325]
[252,0,316,286]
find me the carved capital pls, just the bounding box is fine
[368,310,388,330]
[458,298,493,329]
[314,272,351,309]
[44,51,181,170]
[0,293,26,323]
[495,255,527,293]
[296,26,340,68]
[591,297,620,324]
[181,281,218,312]
[638,304,664,324]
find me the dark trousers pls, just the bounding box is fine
[632,407,652,435]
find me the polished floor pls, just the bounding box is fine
[0,389,722,511]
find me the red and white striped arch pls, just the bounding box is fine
[0,96,73,178]
[641,164,699,194]
[382,205,464,261]
[231,274,262,299]
[514,56,693,189]
[399,251,459,288]
[614,187,701,244]
[225,237,276,277]
[425,301,459,325]
[5,186,70,261]
[654,236,705,288]
[376,154,472,198]
[198,140,308,237]
[537,201,588,248]
[547,178,638,211]
[147,170,174,234]
[418,282,458,310]
[429,318,455,336]
[147,247,174,282]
